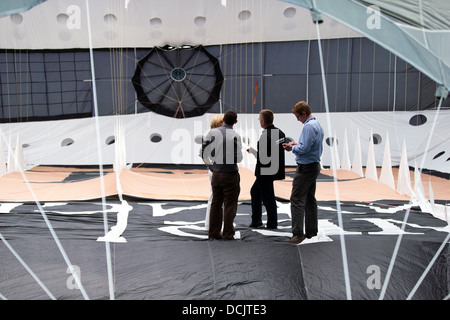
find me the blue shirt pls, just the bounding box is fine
[292,117,324,164]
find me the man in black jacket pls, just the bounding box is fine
[247,109,286,229]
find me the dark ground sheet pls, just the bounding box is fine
[0,199,448,301]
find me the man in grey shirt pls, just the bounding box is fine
[202,110,243,240]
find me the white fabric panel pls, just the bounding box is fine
[1,110,449,173]
[379,132,395,190]
[365,130,378,181]
[0,0,360,50]
[397,139,415,197]
[351,128,364,177]
[340,128,351,171]
[315,110,450,174]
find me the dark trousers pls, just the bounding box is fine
[250,176,277,228]
[290,162,321,237]
[209,171,240,239]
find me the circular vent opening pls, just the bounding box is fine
[171,68,186,82]
[61,138,74,147]
[194,16,206,26]
[150,17,162,27]
[372,133,382,145]
[106,136,115,145]
[57,13,69,25]
[104,13,117,24]
[10,14,23,25]
[150,133,162,143]
[238,10,251,21]
[325,137,338,147]
[432,151,445,160]
[409,114,427,126]
[284,7,297,18]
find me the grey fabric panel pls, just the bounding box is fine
[283,0,449,90]
[358,0,450,30]
[0,0,46,18]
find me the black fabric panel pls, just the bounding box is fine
[265,41,309,75]
[94,49,138,116]
[0,199,448,300]
[263,74,307,112]
[0,50,93,123]
[0,39,448,123]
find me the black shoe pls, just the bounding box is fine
[305,233,317,239]
[248,222,263,228]
[265,226,277,230]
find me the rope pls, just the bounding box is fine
[0,232,56,299]
[0,129,90,300]
[313,4,352,300]
[85,0,115,300]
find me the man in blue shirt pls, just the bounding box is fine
[283,101,324,244]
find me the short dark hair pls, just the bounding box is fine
[292,101,311,115]
[223,110,237,125]
[259,109,273,125]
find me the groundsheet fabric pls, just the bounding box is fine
[1,166,448,202]
[0,199,448,300]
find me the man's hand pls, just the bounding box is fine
[282,141,296,151]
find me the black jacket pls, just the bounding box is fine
[254,125,285,180]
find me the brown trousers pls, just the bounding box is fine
[209,171,240,239]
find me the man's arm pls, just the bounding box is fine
[235,134,243,163]
[292,125,314,156]
[201,131,215,166]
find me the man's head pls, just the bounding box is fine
[223,110,238,125]
[259,109,273,128]
[292,101,312,124]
